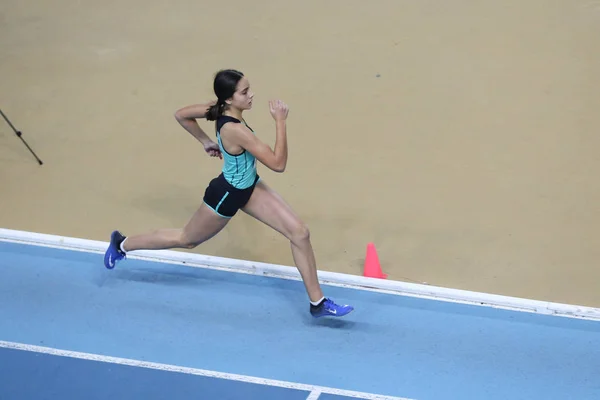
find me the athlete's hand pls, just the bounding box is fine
[269,100,289,121]
[203,141,222,159]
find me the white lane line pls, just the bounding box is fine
[0,340,414,400]
[306,390,322,399]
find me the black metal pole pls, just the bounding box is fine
[0,109,43,165]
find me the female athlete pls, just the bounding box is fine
[103,69,354,318]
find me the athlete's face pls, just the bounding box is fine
[228,77,254,111]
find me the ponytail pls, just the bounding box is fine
[206,100,225,121]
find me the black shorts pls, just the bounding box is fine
[203,173,260,218]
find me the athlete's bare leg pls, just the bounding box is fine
[121,203,229,252]
[242,180,323,302]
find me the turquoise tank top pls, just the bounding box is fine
[215,116,258,189]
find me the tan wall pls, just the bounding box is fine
[1,1,599,306]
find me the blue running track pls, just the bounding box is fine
[1,240,599,399]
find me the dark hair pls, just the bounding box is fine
[205,69,245,121]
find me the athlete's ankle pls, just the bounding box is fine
[309,296,325,306]
[119,237,128,253]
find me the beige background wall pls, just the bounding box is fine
[2,1,599,306]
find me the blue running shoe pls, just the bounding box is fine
[310,298,354,318]
[104,230,126,269]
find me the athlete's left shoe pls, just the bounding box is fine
[310,298,354,318]
[104,230,127,269]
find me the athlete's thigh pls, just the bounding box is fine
[241,180,302,237]
[182,203,230,246]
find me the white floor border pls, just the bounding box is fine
[1,227,599,322]
[0,340,413,400]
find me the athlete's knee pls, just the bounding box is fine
[178,233,199,249]
[289,220,310,243]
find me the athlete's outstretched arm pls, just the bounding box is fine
[174,101,221,158]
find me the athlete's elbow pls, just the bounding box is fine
[272,163,286,173]
[174,108,192,122]
[173,110,184,123]
[269,155,287,172]
[274,159,288,172]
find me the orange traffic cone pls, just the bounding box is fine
[363,242,387,279]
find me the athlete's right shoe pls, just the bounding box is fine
[104,230,126,269]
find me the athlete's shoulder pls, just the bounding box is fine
[216,115,242,132]
[221,119,252,135]
[218,115,241,123]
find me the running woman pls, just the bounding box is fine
[103,69,354,318]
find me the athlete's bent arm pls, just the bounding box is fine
[231,122,288,173]
[174,101,216,146]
